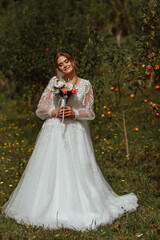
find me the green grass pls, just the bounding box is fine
[0,91,160,240]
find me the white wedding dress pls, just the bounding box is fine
[1,76,138,232]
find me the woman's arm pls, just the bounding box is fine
[35,77,57,120]
[72,81,95,120]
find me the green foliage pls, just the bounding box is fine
[0,0,103,100]
[0,0,147,103]
[138,0,160,53]
[0,0,159,111]
[135,0,160,86]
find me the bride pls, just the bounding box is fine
[1,49,138,231]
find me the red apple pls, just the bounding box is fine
[155,85,160,90]
[115,87,120,92]
[150,52,155,57]
[110,87,114,91]
[147,65,152,70]
[154,64,159,70]
[155,112,160,117]
[130,94,135,98]
[146,72,150,76]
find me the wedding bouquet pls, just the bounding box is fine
[52,79,77,123]
[53,79,77,97]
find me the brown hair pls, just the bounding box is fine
[54,50,77,77]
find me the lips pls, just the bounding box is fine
[65,66,70,71]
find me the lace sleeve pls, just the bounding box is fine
[35,77,55,120]
[73,81,95,121]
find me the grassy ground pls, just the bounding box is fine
[0,89,160,240]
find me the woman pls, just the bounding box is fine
[1,50,138,232]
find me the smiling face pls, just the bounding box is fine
[57,56,75,75]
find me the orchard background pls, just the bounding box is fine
[0,0,160,239]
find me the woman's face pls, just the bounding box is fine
[57,56,74,75]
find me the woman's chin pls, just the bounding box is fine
[64,69,74,75]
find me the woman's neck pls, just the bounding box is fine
[62,71,78,84]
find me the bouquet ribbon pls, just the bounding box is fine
[56,95,68,124]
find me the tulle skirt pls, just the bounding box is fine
[1,117,138,231]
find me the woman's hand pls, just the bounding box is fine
[58,106,75,118]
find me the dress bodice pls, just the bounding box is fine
[35,76,95,121]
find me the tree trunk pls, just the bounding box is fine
[123,110,129,159]
[116,30,122,47]
[108,24,112,34]
[146,69,154,88]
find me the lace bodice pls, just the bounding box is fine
[35,76,95,121]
